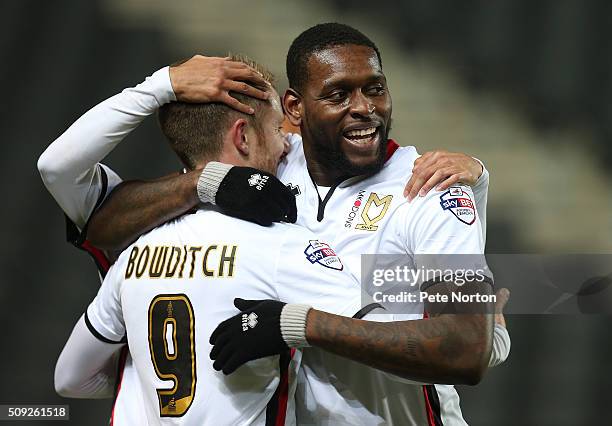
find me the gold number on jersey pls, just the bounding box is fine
[148,294,196,416]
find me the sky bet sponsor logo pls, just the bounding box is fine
[439,186,476,225]
[304,240,343,271]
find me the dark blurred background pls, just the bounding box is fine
[1,0,610,424]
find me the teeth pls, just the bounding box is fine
[345,127,376,138]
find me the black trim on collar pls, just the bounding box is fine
[307,170,342,222]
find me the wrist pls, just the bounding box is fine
[183,169,202,207]
[168,66,183,100]
[147,66,177,105]
[280,304,312,348]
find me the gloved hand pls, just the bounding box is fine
[197,162,297,226]
[210,298,311,374]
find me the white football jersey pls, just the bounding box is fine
[278,134,489,426]
[86,207,364,426]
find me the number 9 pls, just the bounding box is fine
[148,294,196,416]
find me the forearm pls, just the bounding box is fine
[305,311,492,385]
[87,170,200,251]
[38,67,175,226]
[39,68,173,184]
[39,67,174,183]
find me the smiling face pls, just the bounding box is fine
[297,44,392,180]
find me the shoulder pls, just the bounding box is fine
[396,184,477,223]
[391,144,419,161]
[383,143,419,174]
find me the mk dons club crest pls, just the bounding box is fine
[355,192,394,231]
[439,186,476,225]
[304,240,343,271]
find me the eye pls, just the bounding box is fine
[365,85,385,96]
[326,90,348,102]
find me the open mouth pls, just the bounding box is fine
[343,126,379,146]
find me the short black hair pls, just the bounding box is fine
[286,23,382,93]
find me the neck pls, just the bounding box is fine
[302,140,349,186]
[214,147,248,169]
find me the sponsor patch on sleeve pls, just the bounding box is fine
[439,186,476,225]
[304,240,344,271]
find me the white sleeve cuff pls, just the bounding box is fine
[135,66,176,106]
[197,162,233,204]
[472,157,489,188]
[280,304,312,348]
[489,323,511,367]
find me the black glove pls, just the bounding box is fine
[210,298,288,374]
[197,162,297,226]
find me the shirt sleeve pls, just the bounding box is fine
[405,184,485,255]
[37,66,175,229]
[471,157,489,241]
[85,258,126,343]
[54,315,123,399]
[402,185,491,287]
[274,226,364,317]
[489,323,511,367]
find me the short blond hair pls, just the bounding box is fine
[158,55,275,169]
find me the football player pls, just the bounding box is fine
[39,56,296,426]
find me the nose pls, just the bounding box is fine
[349,91,373,118]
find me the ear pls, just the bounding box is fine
[283,88,302,127]
[228,118,250,156]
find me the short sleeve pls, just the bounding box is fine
[99,163,123,201]
[401,185,492,288]
[79,163,123,228]
[85,259,126,343]
[406,184,485,255]
[471,158,489,239]
[274,227,364,317]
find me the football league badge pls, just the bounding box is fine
[439,186,476,225]
[304,240,344,271]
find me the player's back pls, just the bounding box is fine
[113,207,296,425]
